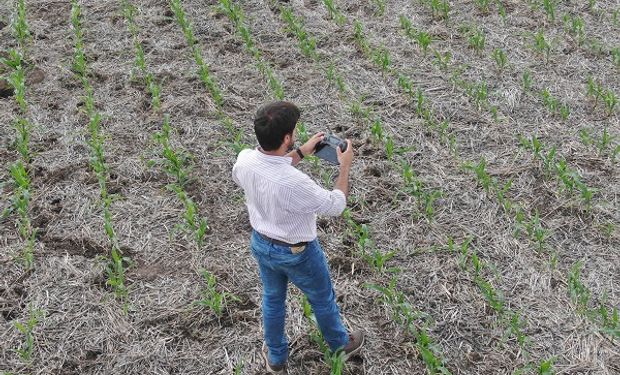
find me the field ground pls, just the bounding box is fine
[1,0,619,374]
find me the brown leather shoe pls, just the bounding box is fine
[261,342,287,374]
[342,330,365,360]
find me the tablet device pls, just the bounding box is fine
[314,134,347,165]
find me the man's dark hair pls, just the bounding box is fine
[254,101,300,151]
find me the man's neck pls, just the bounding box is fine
[259,146,288,157]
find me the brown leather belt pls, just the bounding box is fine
[257,232,308,247]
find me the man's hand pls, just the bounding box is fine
[298,132,326,157]
[336,139,353,167]
[335,139,353,198]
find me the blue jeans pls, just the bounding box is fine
[250,230,349,365]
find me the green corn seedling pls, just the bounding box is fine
[400,16,432,54]
[468,28,486,53]
[196,270,239,317]
[415,326,452,374]
[433,50,451,70]
[397,74,415,98]
[472,81,488,110]
[475,0,491,14]
[371,0,386,16]
[542,0,556,21]
[10,161,35,269]
[509,312,527,348]
[612,48,620,68]
[7,60,27,113]
[170,0,224,106]
[470,250,484,275]
[423,190,442,221]
[353,20,370,54]
[466,158,494,193]
[322,0,346,25]
[537,358,555,374]
[280,7,318,60]
[416,31,432,55]
[154,116,190,186]
[233,359,244,375]
[427,0,450,20]
[603,90,617,115]
[496,0,507,20]
[568,262,590,311]
[325,63,347,94]
[364,249,397,273]
[12,0,31,49]
[533,30,551,63]
[372,47,391,73]
[563,14,585,44]
[399,15,416,39]
[12,117,31,164]
[492,48,508,70]
[14,304,43,362]
[496,179,513,213]
[586,76,603,107]
[475,276,504,313]
[383,136,395,162]
[371,117,384,142]
[526,211,547,251]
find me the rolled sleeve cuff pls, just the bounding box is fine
[319,189,347,216]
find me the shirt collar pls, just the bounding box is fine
[255,147,293,164]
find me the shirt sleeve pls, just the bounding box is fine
[232,149,252,186]
[287,175,347,217]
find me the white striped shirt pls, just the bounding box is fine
[232,148,346,243]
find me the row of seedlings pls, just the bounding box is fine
[566,262,619,338]
[395,10,600,211]
[399,8,575,127]
[332,12,462,153]
[3,0,36,270]
[215,0,314,146]
[70,0,128,301]
[446,236,556,373]
[120,0,208,246]
[358,4,551,348]
[3,0,46,368]
[462,144,618,341]
[169,0,250,154]
[166,0,249,321]
[374,0,620,363]
[278,5,455,371]
[533,0,620,70]
[216,0,285,100]
[367,0,615,366]
[277,2,446,223]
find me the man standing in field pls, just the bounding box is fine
[232,101,364,373]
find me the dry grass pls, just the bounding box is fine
[1,0,619,374]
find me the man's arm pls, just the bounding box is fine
[287,132,326,167]
[286,149,303,167]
